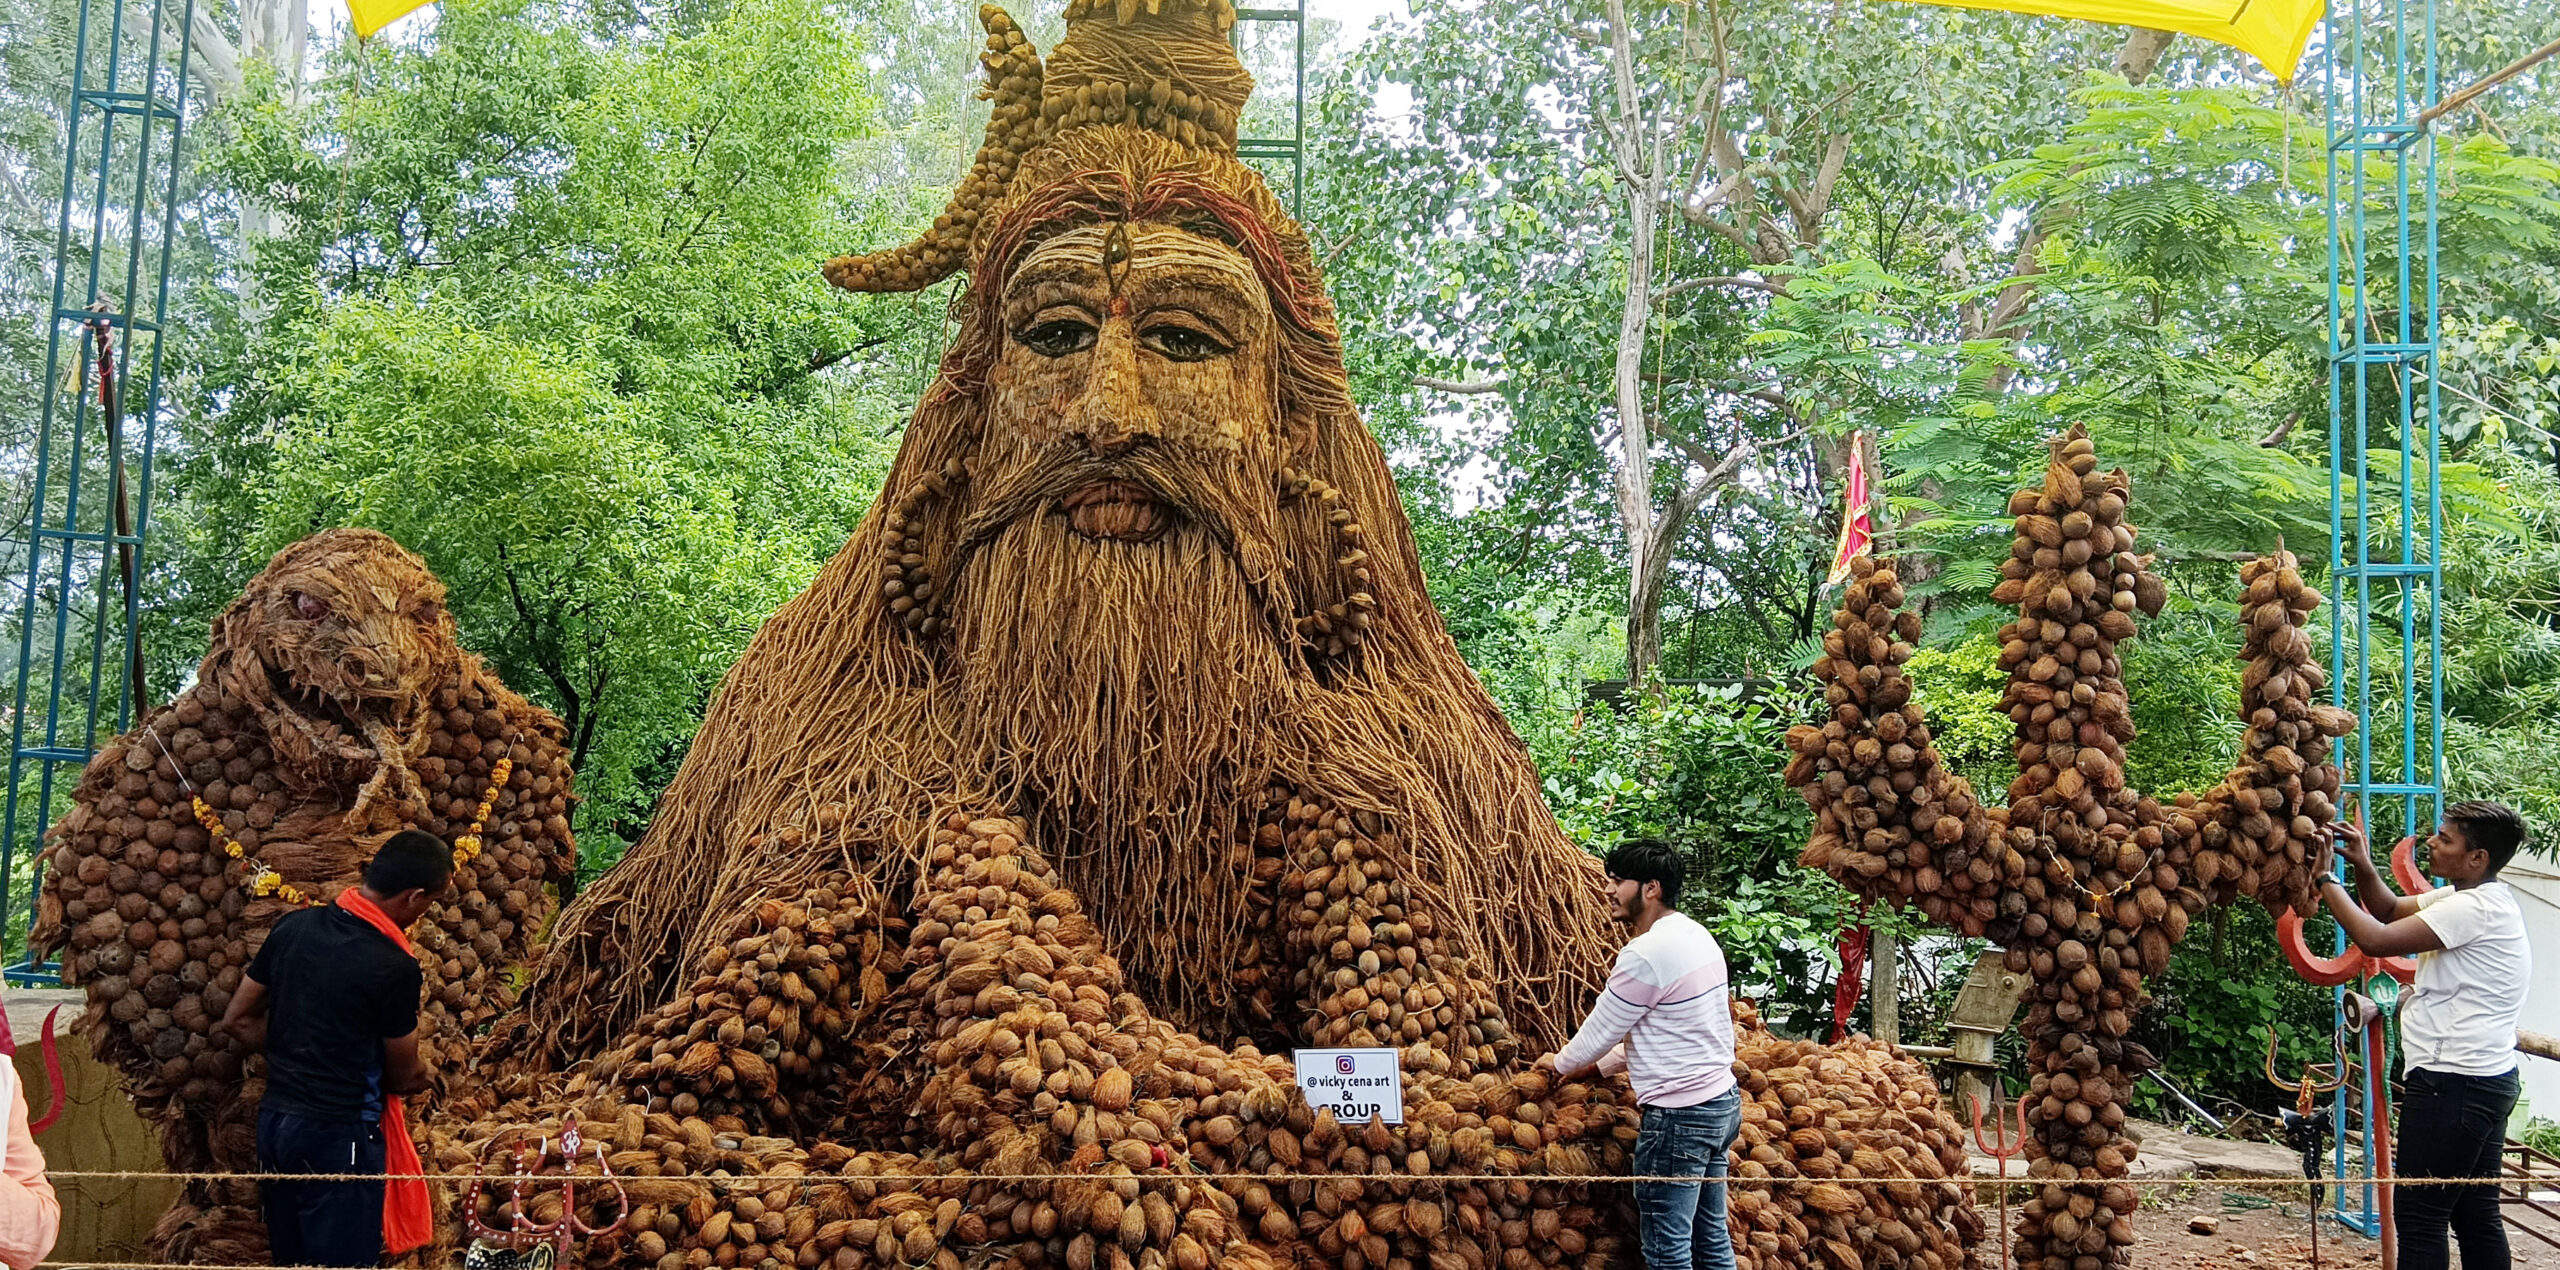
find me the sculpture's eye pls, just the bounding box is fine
[1141,322,1228,363]
[1019,318,1097,358]
[292,591,330,621]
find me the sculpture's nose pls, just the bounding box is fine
[1065,316,1159,458]
[340,650,397,692]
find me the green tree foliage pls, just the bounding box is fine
[1318,0,2560,1113]
[1509,673,1902,1036]
[1309,0,2162,679]
[155,0,921,867]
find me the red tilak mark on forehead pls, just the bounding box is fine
[1109,295,1131,318]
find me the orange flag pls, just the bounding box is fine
[1827,431,1875,587]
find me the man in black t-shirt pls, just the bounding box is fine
[215,831,452,1268]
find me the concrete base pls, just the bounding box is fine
[9,988,180,1267]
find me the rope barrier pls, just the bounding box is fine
[33,1172,2549,1270]
[30,1168,2539,1188]
[39,1179,2551,1270]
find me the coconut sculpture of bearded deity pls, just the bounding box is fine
[434,5,1985,1269]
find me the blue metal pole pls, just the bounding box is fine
[2325,0,2444,1237]
[2422,0,2445,834]
[0,0,102,936]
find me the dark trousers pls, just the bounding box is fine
[257,1108,387,1268]
[2396,1066,2519,1270]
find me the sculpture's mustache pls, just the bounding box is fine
[952,441,1256,564]
[1057,480,1168,542]
[942,438,1299,646]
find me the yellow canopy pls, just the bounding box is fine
[1884,0,2323,81]
[346,0,433,39]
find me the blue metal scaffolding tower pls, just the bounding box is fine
[0,0,197,980]
[1231,0,1306,215]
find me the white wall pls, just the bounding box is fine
[2507,858,2560,1128]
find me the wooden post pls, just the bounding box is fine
[1873,929,1900,1045]
[1947,951,2028,1115]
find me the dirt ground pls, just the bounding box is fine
[2032,1184,2560,1270]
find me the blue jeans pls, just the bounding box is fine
[1635,1091,1743,1270]
[257,1108,387,1268]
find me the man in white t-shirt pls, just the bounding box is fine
[1537,839,1739,1270]
[2316,801,2533,1270]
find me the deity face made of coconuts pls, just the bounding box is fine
[993,223,1283,483]
[948,220,1307,884]
[967,220,1294,627]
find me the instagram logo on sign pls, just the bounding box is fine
[1336,1056,1356,1075]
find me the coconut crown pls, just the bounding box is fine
[823,0,1257,293]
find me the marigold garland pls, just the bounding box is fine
[192,757,514,908]
[451,757,512,864]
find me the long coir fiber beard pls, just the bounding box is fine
[943,506,1301,1029]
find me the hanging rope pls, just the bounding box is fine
[85,307,145,710]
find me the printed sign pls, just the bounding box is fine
[1291,1047,1404,1126]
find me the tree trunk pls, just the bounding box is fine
[2113,27,2176,81]
[186,8,242,104]
[1604,0,1664,686]
[189,0,309,108]
[1614,178,1663,682]
[244,0,308,253]
[192,0,309,316]
[1598,0,1823,683]
[246,0,310,102]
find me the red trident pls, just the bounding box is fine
[463,1113,629,1261]
[2277,906,2414,986]
[0,1004,66,1134]
[1972,1086,2031,1270]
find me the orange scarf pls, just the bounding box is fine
[335,888,435,1257]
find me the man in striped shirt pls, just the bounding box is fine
[1541,839,1739,1270]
